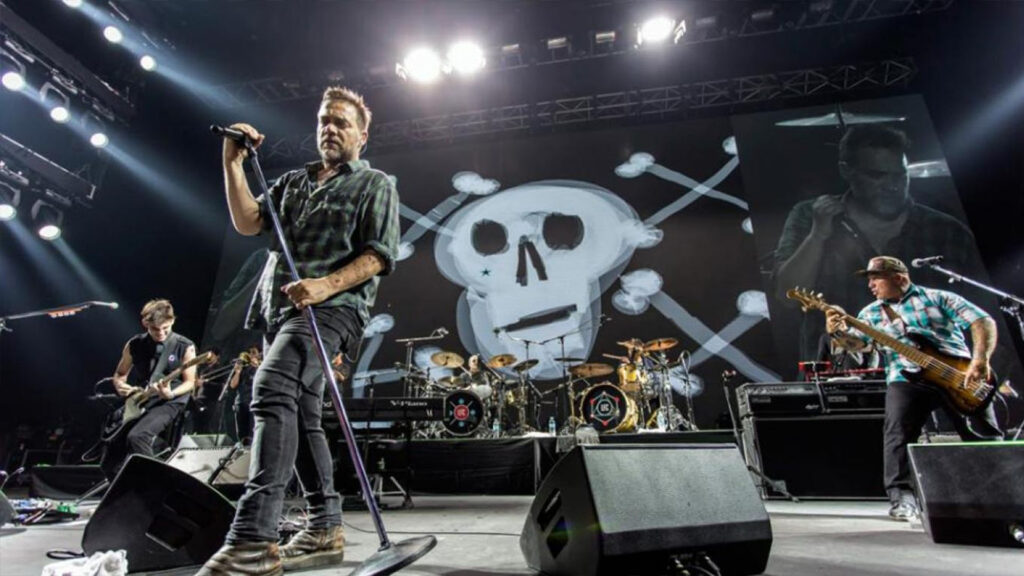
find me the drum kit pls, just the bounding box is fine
[397,334,694,439]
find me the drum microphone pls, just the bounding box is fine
[210,124,251,144]
[911,255,944,268]
[436,327,449,336]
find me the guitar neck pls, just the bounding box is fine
[841,313,936,368]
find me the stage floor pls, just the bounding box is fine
[1,496,1019,576]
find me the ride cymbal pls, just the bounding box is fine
[644,337,679,352]
[512,359,539,373]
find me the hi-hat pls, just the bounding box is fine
[570,363,614,378]
[616,338,645,350]
[512,359,539,373]
[644,338,679,352]
[487,353,517,368]
[430,351,464,368]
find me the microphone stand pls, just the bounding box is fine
[0,300,119,339]
[923,262,1024,343]
[236,138,435,576]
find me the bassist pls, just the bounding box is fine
[100,299,197,480]
[825,256,1002,521]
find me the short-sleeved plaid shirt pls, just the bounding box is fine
[246,159,400,332]
[853,283,989,384]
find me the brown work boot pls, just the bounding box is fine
[279,525,345,571]
[195,542,282,576]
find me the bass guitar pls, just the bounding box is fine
[786,288,995,415]
[101,351,218,442]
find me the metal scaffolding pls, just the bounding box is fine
[260,58,916,163]
[198,0,949,111]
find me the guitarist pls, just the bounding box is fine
[825,256,1002,521]
[100,299,197,480]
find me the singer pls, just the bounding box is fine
[199,87,400,576]
[772,124,980,363]
[825,255,1002,521]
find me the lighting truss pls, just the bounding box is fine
[257,58,916,163]
[197,0,950,110]
[0,2,133,122]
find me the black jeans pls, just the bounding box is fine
[227,307,361,544]
[100,401,184,480]
[883,380,1003,501]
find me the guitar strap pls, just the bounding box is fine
[881,303,906,334]
[149,333,178,386]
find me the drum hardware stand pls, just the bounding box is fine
[721,370,799,502]
[395,329,447,397]
[215,126,436,576]
[676,350,698,430]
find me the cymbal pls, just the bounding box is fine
[570,363,614,378]
[554,357,585,363]
[431,351,464,368]
[435,375,461,387]
[644,337,679,352]
[512,359,539,373]
[486,353,517,368]
[616,338,645,350]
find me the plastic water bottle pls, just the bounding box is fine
[548,416,557,436]
[491,418,500,436]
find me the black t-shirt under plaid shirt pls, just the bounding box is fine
[246,159,400,332]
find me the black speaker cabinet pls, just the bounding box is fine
[82,455,236,572]
[166,445,250,500]
[741,414,886,498]
[909,442,1024,548]
[521,444,772,576]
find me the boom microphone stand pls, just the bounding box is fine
[919,259,1024,343]
[213,126,435,576]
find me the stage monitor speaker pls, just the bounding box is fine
[82,455,235,572]
[742,414,885,498]
[909,442,1024,548]
[521,444,771,576]
[166,445,250,499]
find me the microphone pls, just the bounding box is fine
[96,301,119,309]
[911,255,944,268]
[436,327,449,336]
[210,124,250,144]
[600,314,612,323]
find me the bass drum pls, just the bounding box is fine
[442,390,486,437]
[579,382,637,434]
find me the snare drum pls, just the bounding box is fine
[579,382,637,433]
[442,390,485,436]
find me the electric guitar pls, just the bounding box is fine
[786,288,996,415]
[101,351,218,442]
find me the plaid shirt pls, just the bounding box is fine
[246,159,400,332]
[853,283,989,384]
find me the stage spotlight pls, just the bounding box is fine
[2,71,24,91]
[50,106,71,123]
[637,16,676,45]
[595,30,617,45]
[545,37,569,51]
[32,201,63,241]
[103,26,124,44]
[139,55,157,71]
[399,47,442,83]
[89,132,109,148]
[0,186,19,221]
[62,0,83,7]
[1,51,26,91]
[447,41,485,75]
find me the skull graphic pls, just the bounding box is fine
[434,179,661,379]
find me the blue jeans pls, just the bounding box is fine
[227,306,361,543]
